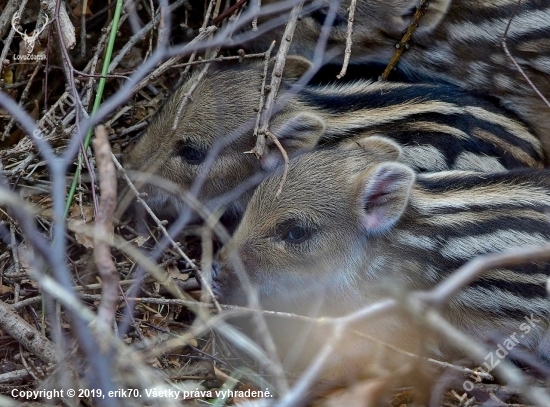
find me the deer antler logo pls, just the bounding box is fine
[11,12,49,54]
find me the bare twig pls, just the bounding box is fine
[500,0,550,109]
[113,157,223,312]
[171,62,212,130]
[45,0,76,50]
[501,42,550,109]
[336,0,356,79]
[420,243,550,306]
[212,0,248,24]
[80,0,88,58]
[92,126,119,333]
[9,223,21,277]
[171,51,266,68]
[252,0,261,30]
[200,226,213,304]
[380,0,429,81]
[350,329,494,380]
[250,41,276,148]
[0,368,32,383]
[252,0,304,158]
[0,300,58,365]
[265,130,289,197]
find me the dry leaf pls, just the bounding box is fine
[67,223,94,249]
[134,235,150,247]
[0,284,13,295]
[69,204,94,223]
[168,264,189,281]
[151,313,168,328]
[2,68,13,84]
[167,355,181,368]
[72,1,92,17]
[67,204,96,248]
[17,244,32,272]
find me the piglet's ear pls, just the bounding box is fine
[282,55,312,79]
[358,163,415,234]
[340,135,403,162]
[260,112,326,170]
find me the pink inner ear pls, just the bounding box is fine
[362,213,383,231]
[361,185,391,232]
[359,164,413,234]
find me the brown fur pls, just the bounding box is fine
[123,56,543,222]
[212,138,550,378]
[253,0,550,156]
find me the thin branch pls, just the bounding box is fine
[251,0,304,158]
[336,0,356,79]
[171,62,212,130]
[250,41,276,147]
[112,156,223,312]
[0,299,58,365]
[212,0,248,24]
[265,130,289,197]
[45,0,76,50]
[420,243,550,306]
[92,125,119,333]
[380,0,429,81]
[171,51,266,68]
[80,0,88,58]
[501,41,550,109]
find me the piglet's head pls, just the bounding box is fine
[212,136,415,312]
[122,56,325,223]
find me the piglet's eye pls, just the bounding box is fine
[177,142,206,165]
[277,221,313,244]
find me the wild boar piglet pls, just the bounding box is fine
[123,56,543,223]
[253,0,550,157]
[212,137,550,377]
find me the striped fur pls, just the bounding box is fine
[123,58,543,221]
[212,138,550,377]
[252,0,550,158]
